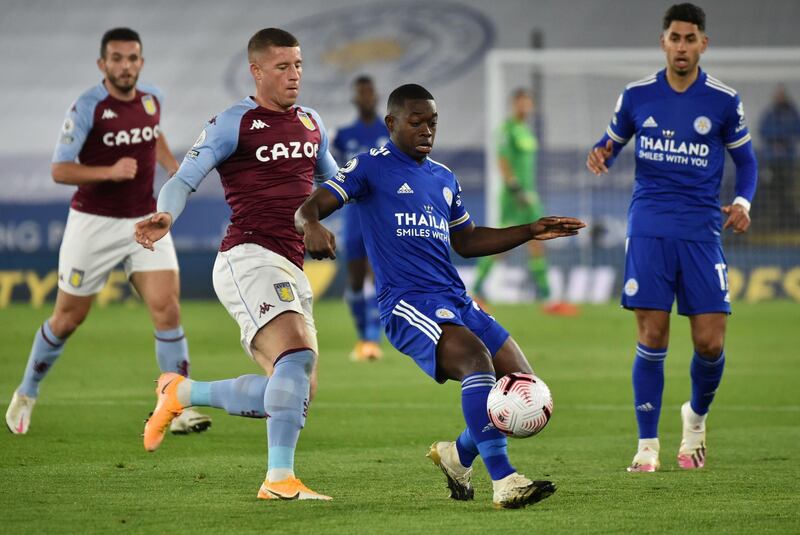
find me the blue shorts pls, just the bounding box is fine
[343,204,366,261]
[622,236,731,316]
[384,293,510,383]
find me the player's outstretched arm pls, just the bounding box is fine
[295,187,342,260]
[451,216,585,258]
[134,174,194,250]
[51,158,137,185]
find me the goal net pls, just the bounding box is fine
[482,48,800,304]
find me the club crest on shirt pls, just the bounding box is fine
[693,116,711,135]
[442,187,453,207]
[69,269,85,288]
[435,308,455,319]
[297,111,316,131]
[274,282,295,302]
[141,94,157,116]
[341,157,358,173]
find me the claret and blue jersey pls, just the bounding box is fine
[321,141,472,317]
[597,68,757,242]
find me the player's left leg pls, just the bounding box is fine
[675,240,731,469]
[131,269,212,435]
[679,313,727,469]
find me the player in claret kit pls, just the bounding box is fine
[297,83,585,508]
[5,27,211,437]
[586,3,758,472]
[135,28,337,501]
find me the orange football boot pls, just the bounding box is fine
[143,372,185,452]
[257,477,332,501]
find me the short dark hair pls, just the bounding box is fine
[353,75,374,86]
[387,84,434,114]
[248,28,299,61]
[663,3,706,32]
[101,27,141,58]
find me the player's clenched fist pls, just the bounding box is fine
[110,157,138,181]
[302,222,337,260]
[531,216,586,241]
[586,139,613,176]
[134,211,173,250]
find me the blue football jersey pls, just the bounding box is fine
[332,118,389,162]
[602,68,753,242]
[321,141,472,317]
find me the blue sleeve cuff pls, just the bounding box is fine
[156,176,194,222]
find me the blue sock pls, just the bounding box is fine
[345,289,368,340]
[690,351,725,416]
[155,326,190,377]
[264,349,314,479]
[364,292,382,343]
[461,373,515,480]
[455,428,479,468]
[189,374,268,417]
[633,343,667,439]
[18,321,67,398]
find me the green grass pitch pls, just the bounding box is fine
[1,300,798,534]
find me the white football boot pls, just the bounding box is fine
[6,391,36,435]
[678,401,707,469]
[627,438,661,472]
[492,472,556,509]
[169,407,212,434]
[427,441,474,500]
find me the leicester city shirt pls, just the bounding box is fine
[602,68,752,242]
[332,118,389,162]
[321,141,472,317]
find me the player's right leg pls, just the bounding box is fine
[6,209,120,434]
[6,290,92,434]
[622,237,677,472]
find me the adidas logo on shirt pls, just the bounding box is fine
[250,119,269,130]
[643,116,658,128]
[101,109,118,120]
[397,182,414,194]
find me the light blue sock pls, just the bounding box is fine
[264,349,314,480]
[633,343,667,439]
[155,326,190,377]
[18,321,67,398]
[188,374,269,417]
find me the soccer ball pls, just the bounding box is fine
[487,373,553,438]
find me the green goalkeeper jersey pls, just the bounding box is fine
[498,118,541,224]
[498,117,538,191]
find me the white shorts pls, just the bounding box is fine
[58,208,179,296]
[212,243,317,358]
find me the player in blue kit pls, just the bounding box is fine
[296,84,585,508]
[332,76,389,361]
[586,3,758,472]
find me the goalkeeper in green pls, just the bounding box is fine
[472,89,578,316]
